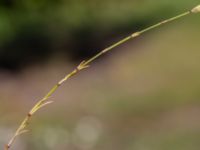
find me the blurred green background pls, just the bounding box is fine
[1,0,200,150]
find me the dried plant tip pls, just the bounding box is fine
[5,145,10,150]
[191,5,200,13]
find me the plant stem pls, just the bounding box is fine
[5,7,196,150]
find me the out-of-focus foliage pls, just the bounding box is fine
[0,0,196,42]
[1,1,200,150]
[1,23,200,150]
[0,0,198,70]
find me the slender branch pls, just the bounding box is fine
[5,5,200,150]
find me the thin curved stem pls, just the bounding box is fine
[5,6,198,150]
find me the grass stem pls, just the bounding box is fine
[5,5,199,150]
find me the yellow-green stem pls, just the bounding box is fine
[5,6,197,150]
